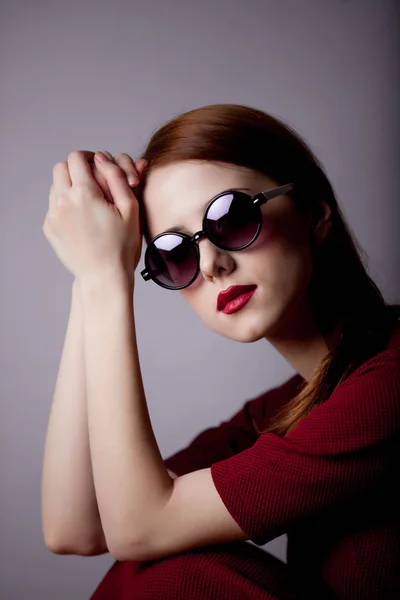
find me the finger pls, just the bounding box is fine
[94,154,136,215]
[135,158,148,175]
[114,153,140,187]
[91,151,117,203]
[72,150,103,177]
[91,164,114,204]
[100,150,114,161]
[78,150,113,180]
[135,159,149,190]
[134,161,148,186]
[77,150,99,165]
[133,159,148,204]
[67,150,98,187]
[75,150,114,164]
[53,161,72,191]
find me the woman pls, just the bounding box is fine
[42,104,400,599]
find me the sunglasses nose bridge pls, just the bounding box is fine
[192,229,222,254]
[191,230,206,245]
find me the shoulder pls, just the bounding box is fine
[287,334,400,452]
[335,324,400,396]
[322,322,400,404]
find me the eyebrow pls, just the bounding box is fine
[163,188,254,235]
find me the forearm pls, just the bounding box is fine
[41,280,103,552]
[79,271,173,554]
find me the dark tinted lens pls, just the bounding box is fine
[205,192,260,249]
[146,234,198,288]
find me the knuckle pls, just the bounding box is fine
[60,189,71,201]
[57,192,70,207]
[72,184,88,199]
[53,161,66,172]
[114,165,126,178]
[43,212,54,230]
[115,152,130,161]
[67,150,82,162]
[107,161,123,175]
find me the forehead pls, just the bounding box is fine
[142,160,275,238]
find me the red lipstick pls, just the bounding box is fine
[217,285,257,314]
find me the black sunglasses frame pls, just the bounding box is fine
[140,183,295,290]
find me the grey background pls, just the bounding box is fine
[1,1,399,598]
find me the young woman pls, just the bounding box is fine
[42,104,400,600]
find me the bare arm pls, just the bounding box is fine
[41,153,176,556]
[41,281,178,555]
[41,280,108,554]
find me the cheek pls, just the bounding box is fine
[251,219,313,289]
[180,282,202,306]
[180,277,216,316]
[256,210,310,257]
[273,243,314,303]
[251,212,288,252]
[246,216,283,260]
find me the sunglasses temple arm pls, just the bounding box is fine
[256,183,295,206]
[141,267,163,281]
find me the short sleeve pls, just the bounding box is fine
[210,353,400,546]
[163,374,304,476]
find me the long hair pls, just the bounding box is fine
[136,103,400,436]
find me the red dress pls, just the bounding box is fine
[90,325,400,600]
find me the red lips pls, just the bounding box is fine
[217,285,257,311]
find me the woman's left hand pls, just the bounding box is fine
[43,150,147,286]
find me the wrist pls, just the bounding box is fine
[77,269,134,307]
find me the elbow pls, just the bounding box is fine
[112,533,165,562]
[106,524,151,561]
[107,536,144,562]
[44,535,78,555]
[43,526,67,554]
[43,531,103,557]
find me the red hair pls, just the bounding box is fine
[136,104,400,436]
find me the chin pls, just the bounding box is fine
[228,328,267,344]
[206,314,271,344]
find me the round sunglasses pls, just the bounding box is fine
[140,183,295,290]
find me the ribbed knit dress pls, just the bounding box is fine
[90,324,400,600]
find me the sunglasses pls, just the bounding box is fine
[141,182,295,290]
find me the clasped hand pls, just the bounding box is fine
[43,150,148,285]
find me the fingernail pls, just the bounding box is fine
[128,174,138,186]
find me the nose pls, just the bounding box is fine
[197,237,236,282]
